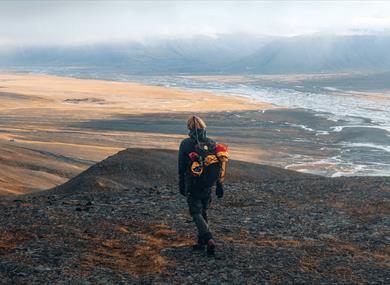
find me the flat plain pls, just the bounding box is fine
[0,73,271,194]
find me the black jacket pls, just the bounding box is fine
[178,128,221,197]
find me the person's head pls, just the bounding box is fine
[187,115,207,142]
[187,115,207,130]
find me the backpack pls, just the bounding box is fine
[188,140,228,189]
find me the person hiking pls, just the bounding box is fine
[178,115,228,255]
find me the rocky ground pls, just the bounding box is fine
[0,148,389,284]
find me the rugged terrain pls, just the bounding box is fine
[0,148,389,284]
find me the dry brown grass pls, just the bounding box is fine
[222,235,312,248]
[114,226,130,234]
[82,223,193,275]
[17,202,32,207]
[346,201,389,224]
[269,275,282,284]
[331,266,367,284]
[371,251,390,261]
[255,238,302,248]
[222,234,389,275]
[299,255,318,271]
[0,230,31,251]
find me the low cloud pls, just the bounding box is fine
[1,1,390,45]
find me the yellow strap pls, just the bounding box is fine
[219,161,227,183]
[191,161,203,176]
[204,155,219,166]
[216,151,229,160]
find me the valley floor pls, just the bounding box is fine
[3,72,388,194]
[0,73,269,194]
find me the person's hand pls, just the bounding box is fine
[216,182,224,198]
[179,179,186,196]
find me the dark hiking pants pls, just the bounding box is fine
[187,194,211,238]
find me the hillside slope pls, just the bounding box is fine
[0,148,389,284]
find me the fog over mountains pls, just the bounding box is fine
[1,34,390,74]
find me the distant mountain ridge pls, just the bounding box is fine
[1,34,390,74]
[230,35,390,73]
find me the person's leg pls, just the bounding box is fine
[201,195,211,223]
[187,195,210,245]
[202,207,208,223]
[201,195,215,255]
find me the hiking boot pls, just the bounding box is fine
[192,235,206,251]
[207,239,216,256]
[192,243,206,251]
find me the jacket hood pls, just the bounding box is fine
[189,128,207,143]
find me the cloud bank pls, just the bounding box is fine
[1,1,390,45]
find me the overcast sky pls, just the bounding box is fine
[1,1,390,45]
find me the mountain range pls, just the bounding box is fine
[1,34,390,74]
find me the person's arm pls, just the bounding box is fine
[215,158,225,198]
[216,143,228,198]
[216,180,224,198]
[178,140,187,196]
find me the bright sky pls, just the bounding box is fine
[1,1,390,45]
